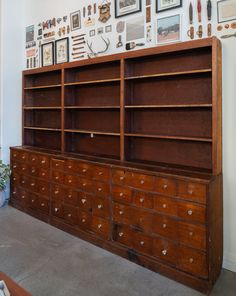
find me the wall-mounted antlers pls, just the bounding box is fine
[87,36,110,58]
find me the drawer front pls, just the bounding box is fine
[112,186,132,203]
[76,162,94,178]
[15,188,29,205]
[92,197,110,219]
[38,168,49,180]
[178,202,206,224]
[11,150,19,160]
[113,203,133,225]
[178,222,206,250]
[91,216,110,239]
[133,191,153,209]
[64,174,79,187]
[28,153,39,165]
[19,175,29,187]
[28,166,38,177]
[52,159,64,171]
[19,163,28,174]
[154,178,177,196]
[38,180,50,197]
[92,181,110,197]
[51,184,64,200]
[52,171,65,183]
[92,165,110,181]
[11,162,21,173]
[78,178,93,193]
[133,231,153,255]
[78,192,92,211]
[153,238,178,265]
[113,224,133,248]
[28,193,39,210]
[12,173,21,185]
[52,201,64,218]
[154,196,178,217]
[63,204,77,225]
[152,215,177,240]
[112,169,130,186]
[77,210,92,231]
[28,177,38,192]
[38,197,50,214]
[178,246,208,278]
[64,189,78,206]
[19,151,28,162]
[134,209,153,233]
[38,155,50,168]
[130,172,155,191]
[178,181,207,204]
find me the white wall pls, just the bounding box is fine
[1,0,235,273]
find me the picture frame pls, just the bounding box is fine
[55,38,69,64]
[156,14,181,44]
[70,10,81,31]
[41,42,54,67]
[156,0,182,13]
[105,25,112,33]
[89,29,96,37]
[217,0,236,23]
[115,0,142,18]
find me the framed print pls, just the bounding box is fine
[156,0,182,13]
[70,10,81,31]
[218,0,236,23]
[55,38,69,64]
[41,42,54,67]
[115,0,142,18]
[157,15,181,44]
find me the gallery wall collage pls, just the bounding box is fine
[25,0,236,69]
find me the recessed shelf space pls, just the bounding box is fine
[24,70,61,88]
[65,60,120,84]
[24,88,61,108]
[24,109,61,130]
[125,104,213,109]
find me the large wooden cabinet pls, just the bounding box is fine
[10,38,222,294]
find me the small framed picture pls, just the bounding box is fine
[105,25,112,33]
[218,0,236,23]
[41,42,54,67]
[70,10,81,31]
[157,14,181,44]
[55,38,69,64]
[156,0,182,13]
[89,29,96,37]
[97,27,104,34]
[115,0,142,18]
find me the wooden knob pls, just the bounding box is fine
[140,241,145,246]
[41,203,45,207]
[68,194,72,198]
[139,198,144,203]
[13,154,17,157]
[41,160,46,164]
[119,176,124,181]
[41,172,46,176]
[162,204,167,209]
[31,199,35,203]
[119,232,124,237]
[188,209,193,216]
[189,231,193,237]
[97,204,102,209]
[13,165,17,169]
[21,195,25,199]
[119,192,124,197]
[98,188,102,192]
[119,211,124,215]
[55,190,59,195]
[13,191,16,195]
[82,169,87,173]
[31,183,35,187]
[98,172,103,176]
[163,184,168,189]
[82,219,86,223]
[83,183,86,187]
[98,224,102,229]
[162,249,167,256]
[54,208,59,212]
[68,180,72,183]
[41,187,45,191]
[31,169,36,173]
[81,199,86,204]
[67,214,72,217]
[162,223,167,229]
[56,163,59,167]
[189,258,194,263]
[188,190,193,195]
[140,180,145,185]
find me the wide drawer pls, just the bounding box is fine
[154,178,177,197]
[92,197,110,219]
[112,185,132,203]
[91,216,110,239]
[178,181,207,204]
[177,201,206,224]
[153,237,178,266]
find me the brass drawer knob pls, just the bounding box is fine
[31,199,35,203]
[119,232,124,237]
[55,190,59,195]
[55,176,59,180]
[55,163,59,167]
[188,190,193,195]
[119,211,124,215]
[13,191,16,195]
[41,172,46,176]
[98,224,102,229]
[22,167,26,171]
[68,194,72,198]
[13,154,17,157]
[188,209,193,216]
[97,204,103,209]
[22,156,26,160]
[41,160,46,164]
[67,214,72,217]
[31,169,36,173]
[14,177,17,181]
[68,180,72,184]
[189,258,194,264]
[83,183,86,187]
[162,203,167,209]
[163,184,168,189]
[68,165,72,169]
[31,183,35,187]
[119,192,124,197]
[140,180,145,185]
[82,169,87,173]
[32,158,36,161]
[41,187,45,191]
[21,180,25,184]
[189,231,194,237]
[140,241,145,246]
[139,198,144,203]
[98,188,102,192]
[82,219,86,223]
[119,176,124,181]
[162,249,167,256]
[81,199,86,204]
[21,195,25,199]
[98,172,103,176]
[13,165,17,169]
[162,223,167,229]
[41,203,45,207]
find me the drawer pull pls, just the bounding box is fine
[97,204,103,209]
[139,198,144,203]
[41,172,46,177]
[41,203,45,207]
[41,160,46,164]
[22,156,26,160]
[68,165,72,169]
[41,187,45,191]
[31,183,35,187]
[55,176,59,180]
[13,153,17,157]
[162,249,167,256]
[140,241,145,246]
[31,169,36,173]
[82,169,87,173]
[81,199,86,204]
[67,214,72,218]
[82,219,86,223]
[68,194,72,198]
[162,223,167,229]
[13,177,17,181]
[55,163,59,167]
[162,203,167,209]
[188,190,193,195]
[54,208,59,212]
[22,167,26,171]
[32,158,36,161]
[119,192,124,197]
[189,258,194,264]
[83,183,86,187]
[188,209,193,216]
[21,195,25,199]
[31,199,35,203]
[119,232,124,237]
[54,190,59,195]
[140,180,145,185]
[163,184,168,189]
[119,176,124,181]
[189,231,194,237]
[98,224,102,229]
[21,180,25,184]
[98,188,102,192]
[68,180,72,184]
[98,172,103,176]
[13,191,16,195]
[13,165,17,169]
[119,211,124,216]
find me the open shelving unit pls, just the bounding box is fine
[22,38,222,175]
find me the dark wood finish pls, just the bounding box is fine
[11,38,222,295]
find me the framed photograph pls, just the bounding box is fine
[115,0,142,18]
[41,42,54,67]
[97,27,104,34]
[89,29,96,37]
[157,14,181,44]
[218,0,236,23]
[26,25,34,43]
[70,10,81,31]
[156,0,182,13]
[105,25,112,33]
[55,38,69,64]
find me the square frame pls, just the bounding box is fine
[156,0,182,13]
[41,42,54,67]
[55,37,69,64]
[115,0,142,18]
[70,10,81,31]
[156,14,181,45]
[217,0,236,23]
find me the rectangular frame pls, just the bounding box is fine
[115,0,142,18]
[156,0,182,13]
[70,10,81,31]
[217,0,236,23]
[156,14,181,44]
[41,42,54,67]
[55,37,69,64]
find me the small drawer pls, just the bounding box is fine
[133,231,153,255]
[113,203,133,225]
[64,189,78,206]
[113,224,133,248]
[11,150,19,160]
[11,187,19,199]
[19,163,28,174]
[178,181,207,204]
[52,171,65,183]
[112,186,132,203]
[51,184,64,200]
[28,193,39,210]
[154,196,178,217]
[133,191,153,209]
[177,246,208,278]
[38,155,50,168]
[63,204,78,225]
[177,201,206,224]
[28,177,38,192]
[178,222,206,250]
[77,210,92,231]
[65,175,79,187]
[154,178,177,196]
[91,216,110,239]
[92,165,110,181]
[11,162,20,173]
[18,189,29,205]
[77,162,93,178]
[78,178,93,193]
[28,154,39,165]
[39,168,49,180]
[11,173,20,185]
[112,169,130,186]
[52,201,64,218]
[38,180,50,197]
[64,160,78,173]
[130,172,155,191]
[38,197,49,214]
[153,238,178,266]
[92,181,110,197]
[78,192,92,211]
[20,152,28,162]
[92,197,110,219]
[152,215,177,240]
[134,208,153,233]
[29,166,39,177]
[19,175,29,188]
[52,159,64,171]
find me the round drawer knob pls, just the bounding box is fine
[22,156,26,160]
[189,231,194,237]
[98,224,102,229]
[139,198,144,203]
[13,177,17,181]
[68,180,72,184]
[68,165,72,169]
[189,258,194,264]
[68,214,72,217]
[140,180,145,185]
[83,183,86,187]
[68,194,72,198]
[13,165,17,169]
[162,223,167,229]
[188,190,193,195]
[31,169,36,173]
[55,176,59,180]
[98,172,103,176]
[119,192,124,197]
[162,204,167,209]
[82,219,86,223]
[98,188,102,192]
[82,169,87,173]
[140,241,145,246]
[120,176,124,181]
[21,180,25,184]
[31,199,35,203]
[41,203,45,207]
[42,172,46,176]
[31,183,35,187]
[41,160,46,164]
[162,249,167,256]
[97,204,103,209]
[119,211,124,216]
[21,195,25,199]
[13,191,16,195]
[13,154,17,157]
[41,187,45,191]
[81,199,86,204]
[56,163,59,167]
[55,208,59,212]
[188,209,193,216]
[119,232,124,237]
[22,167,26,171]
[32,158,36,161]
[163,184,168,189]
[55,190,59,195]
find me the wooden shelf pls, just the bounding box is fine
[24,84,62,90]
[125,69,212,81]
[24,106,61,110]
[64,78,121,86]
[65,129,120,136]
[124,133,212,143]
[24,127,61,132]
[65,106,120,109]
[125,104,213,109]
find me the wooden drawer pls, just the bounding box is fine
[153,238,178,266]
[19,175,29,187]
[38,155,50,168]
[28,177,38,192]
[63,204,77,225]
[38,180,50,197]
[113,203,133,225]
[51,184,64,200]
[64,189,78,206]
[77,210,92,231]
[28,166,39,177]
[38,197,50,214]
[113,224,133,248]
[11,187,19,200]
[77,162,94,178]
[112,186,132,203]
[92,197,110,219]
[11,162,21,173]
[12,173,20,185]
[178,181,207,204]
[177,246,208,278]
[154,196,178,217]
[28,193,39,210]
[92,181,110,197]
[64,174,79,187]
[52,170,65,183]
[133,231,153,255]
[11,150,19,160]
[177,201,206,224]
[178,222,206,250]
[152,215,177,240]
[91,216,110,239]
[78,178,93,193]
[19,151,28,162]
[28,153,39,165]
[133,191,153,209]
[15,188,29,205]
[130,172,155,191]
[38,168,49,180]
[154,178,177,196]
[19,163,28,174]
[134,208,153,233]
[52,201,64,219]
[92,165,110,181]
[52,159,64,171]
[112,169,130,186]
[78,192,92,211]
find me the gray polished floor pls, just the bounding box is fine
[0,206,235,296]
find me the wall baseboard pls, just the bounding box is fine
[223,252,236,273]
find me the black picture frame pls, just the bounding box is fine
[41,42,54,67]
[55,37,69,64]
[217,0,236,23]
[70,10,81,31]
[115,0,142,18]
[156,0,182,13]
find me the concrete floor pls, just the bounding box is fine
[0,206,235,296]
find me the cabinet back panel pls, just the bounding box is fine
[126,137,212,170]
[24,110,61,129]
[24,71,61,87]
[65,109,120,133]
[65,83,120,106]
[126,75,212,106]
[24,89,61,107]
[125,47,212,77]
[65,133,120,159]
[126,109,212,138]
[24,130,61,150]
